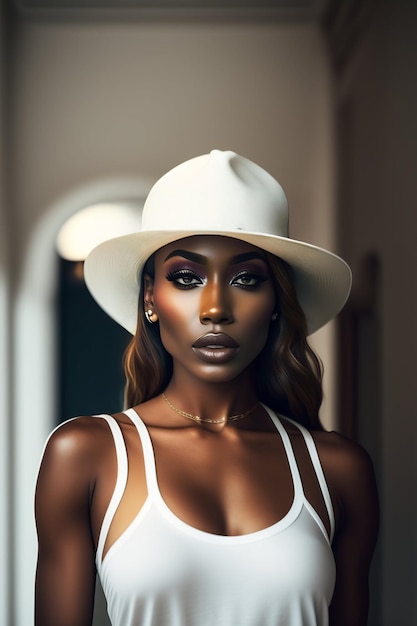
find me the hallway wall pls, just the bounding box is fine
[334,1,417,623]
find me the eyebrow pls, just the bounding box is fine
[163,249,266,265]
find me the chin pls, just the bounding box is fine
[193,364,251,385]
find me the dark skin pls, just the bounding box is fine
[35,236,379,626]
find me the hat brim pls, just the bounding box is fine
[84,229,352,336]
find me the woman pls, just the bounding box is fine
[35,150,379,626]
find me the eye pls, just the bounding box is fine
[166,269,204,289]
[231,271,267,289]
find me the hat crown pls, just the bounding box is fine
[142,150,289,237]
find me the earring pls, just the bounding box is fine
[145,308,158,324]
[271,313,278,321]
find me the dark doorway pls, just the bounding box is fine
[57,256,131,424]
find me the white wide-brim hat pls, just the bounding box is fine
[84,150,352,335]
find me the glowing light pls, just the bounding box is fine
[56,202,142,261]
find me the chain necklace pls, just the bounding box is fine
[162,393,258,425]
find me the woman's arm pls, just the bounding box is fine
[324,434,379,626]
[35,419,98,626]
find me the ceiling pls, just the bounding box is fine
[10,0,373,73]
[11,0,330,21]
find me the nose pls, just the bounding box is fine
[199,279,234,325]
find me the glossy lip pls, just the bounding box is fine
[192,332,239,364]
[192,332,239,349]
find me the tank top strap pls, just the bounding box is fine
[261,404,304,501]
[123,408,159,496]
[95,414,129,568]
[283,417,335,543]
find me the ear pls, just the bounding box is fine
[143,273,155,308]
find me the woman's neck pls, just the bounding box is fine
[164,370,259,426]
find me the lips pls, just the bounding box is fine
[193,332,239,349]
[192,333,239,364]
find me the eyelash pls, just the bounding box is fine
[166,270,204,290]
[165,269,267,290]
[231,271,267,289]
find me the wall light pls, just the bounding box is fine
[56,201,142,261]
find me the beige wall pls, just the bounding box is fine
[335,1,417,624]
[9,16,337,625]
[12,20,336,253]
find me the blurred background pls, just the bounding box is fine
[0,0,416,624]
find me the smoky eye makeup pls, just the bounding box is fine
[230,269,269,289]
[164,257,271,289]
[229,258,270,287]
[162,249,271,289]
[233,269,267,281]
[165,266,206,289]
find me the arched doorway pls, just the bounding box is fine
[12,176,151,625]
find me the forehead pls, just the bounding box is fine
[154,235,266,264]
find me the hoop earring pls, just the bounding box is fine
[145,308,158,324]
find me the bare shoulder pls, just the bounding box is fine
[38,416,115,486]
[311,429,379,529]
[311,429,375,481]
[43,416,110,458]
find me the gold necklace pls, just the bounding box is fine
[162,393,258,425]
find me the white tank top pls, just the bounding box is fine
[95,405,336,626]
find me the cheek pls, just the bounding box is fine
[154,284,191,321]
[241,290,275,327]
[251,312,274,350]
[153,286,197,350]
[242,291,276,349]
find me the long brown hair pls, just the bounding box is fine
[123,250,323,430]
[253,252,323,429]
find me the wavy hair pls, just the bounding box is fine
[253,253,323,429]
[123,251,323,430]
